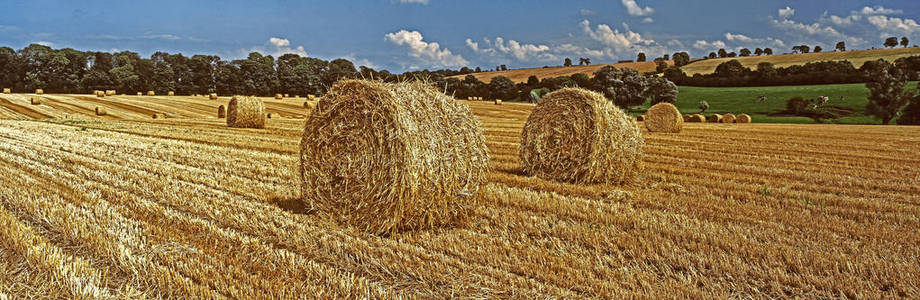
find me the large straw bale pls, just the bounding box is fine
[736,113,752,123]
[707,114,722,123]
[722,113,736,123]
[645,102,683,133]
[689,114,706,122]
[520,88,644,184]
[105,90,115,96]
[226,95,265,128]
[96,91,105,97]
[300,80,489,235]
[137,92,142,96]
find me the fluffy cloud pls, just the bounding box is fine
[641,17,654,23]
[397,0,429,4]
[265,37,308,57]
[693,40,725,50]
[621,0,653,16]
[580,20,650,52]
[465,38,478,52]
[770,18,845,39]
[579,9,596,16]
[385,30,467,67]
[778,6,795,19]
[860,6,902,15]
[724,32,752,43]
[469,37,557,62]
[269,37,290,47]
[867,15,920,34]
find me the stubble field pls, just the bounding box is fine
[0,94,919,298]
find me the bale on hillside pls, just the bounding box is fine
[35,89,44,95]
[147,91,155,96]
[217,105,226,118]
[2,88,9,94]
[96,91,105,97]
[520,88,644,184]
[168,91,175,96]
[105,90,115,96]
[645,103,683,133]
[284,93,289,97]
[707,114,722,123]
[722,113,736,123]
[209,93,218,100]
[30,97,40,105]
[736,113,752,123]
[95,107,106,116]
[137,92,142,96]
[226,95,265,128]
[495,99,502,105]
[274,93,283,99]
[300,80,490,235]
[689,114,706,122]
[636,115,645,121]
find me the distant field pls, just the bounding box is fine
[633,82,919,124]
[447,60,673,83]
[678,47,920,75]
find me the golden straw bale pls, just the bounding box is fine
[95,107,106,116]
[300,80,489,235]
[226,95,265,128]
[168,91,175,96]
[689,114,706,122]
[284,93,289,97]
[707,114,722,123]
[736,113,752,123]
[30,97,40,105]
[645,102,683,133]
[105,90,115,96]
[137,92,142,96]
[722,113,736,123]
[520,87,644,184]
[35,89,44,95]
[209,93,218,100]
[636,115,645,121]
[495,99,502,105]
[274,93,283,99]
[217,105,226,118]
[96,91,105,97]
[147,91,155,96]
[2,88,9,94]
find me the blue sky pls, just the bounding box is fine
[0,0,918,72]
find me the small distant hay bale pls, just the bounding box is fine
[494,99,502,105]
[226,95,265,128]
[303,101,316,109]
[35,89,44,95]
[477,96,482,101]
[105,90,115,96]
[152,113,164,119]
[147,91,155,96]
[300,79,489,235]
[274,93,283,100]
[284,93,289,97]
[707,114,722,123]
[689,114,706,122]
[645,102,683,133]
[30,97,40,105]
[682,114,690,122]
[520,87,644,184]
[736,113,752,123]
[137,92,142,96]
[168,91,175,96]
[636,115,645,121]
[217,105,226,118]
[2,88,9,94]
[95,107,106,116]
[721,113,736,123]
[209,93,218,100]
[96,91,105,97]
[266,112,275,119]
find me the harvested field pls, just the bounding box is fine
[0,95,918,298]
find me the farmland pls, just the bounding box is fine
[0,94,919,298]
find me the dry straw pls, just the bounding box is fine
[105,90,115,96]
[137,92,142,96]
[95,107,106,116]
[645,102,683,133]
[284,93,289,97]
[147,91,155,96]
[736,113,752,123]
[689,114,706,122]
[722,113,736,123]
[226,95,265,128]
[2,88,9,94]
[30,97,40,105]
[707,114,722,123]
[300,79,490,235]
[152,113,163,119]
[209,93,218,100]
[217,105,226,118]
[274,93,283,99]
[520,88,644,184]
[35,89,44,95]
[495,99,502,105]
[308,94,316,100]
[636,115,645,121]
[96,91,105,97]
[168,91,175,96]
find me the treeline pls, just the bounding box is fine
[663,56,920,87]
[0,44,479,96]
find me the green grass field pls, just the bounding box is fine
[632,82,919,124]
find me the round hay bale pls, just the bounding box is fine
[300,79,489,235]
[152,113,163,119]
[274,93,283,100]
[96,91,105,97]
[682,114,690,122]
[494,99,502,105]
[689,114,706,122]
[147,91,155,96]
[707,114,722,123]
[736,113,752,123]
[30,97,40,105]
[266,112,275,119]
[137,92,142,96]
[209,93,218,100]
[722,113,736,123]
[645,102,683,133]
[217,105,226,118]
[167,91,175,96]
[94,107,106,116]
[226,95,265,128]
[2,88,10,94]
[284,93,289,98]
[35,89,44,95]
[105,90,115,96]
[520,87,644,184]
[636,115,645,121]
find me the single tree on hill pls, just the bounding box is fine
[526,75,539,86]
[897,83,920,125]
[902,37,910,48]
[727,52,737,57]
[863,59,911,124]
[708,52,717,59]
[884,37,899,48]
[764,48,773,55]
[564,58,572,67]
[663,54,670,61]
[698,100,709,113]
[835,41,846,52]
[500,64,507,71]
[814,46,822,53]
[637,52,646,62]
[739,48,751,57]
[754,48,763,56]
[718,48,727,58]
[475,67,482,72]
[672,52,690,67]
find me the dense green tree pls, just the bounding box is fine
[897,83,920,125]
[714,60,748,77]
[901,37,909,48]
[637,53,646,62]
[717,48,727,58]
[708,52,717,59]
[488,75,516,100]
[570,73,591,89]
[836,41,846,52]
[739,48,751,57]
[754,48,763,56]
[813,46,822,53]
[655,60,668,73]
[591,65,649,109]
[564,58,572,67]
[863,59,911,124]
[884,37,899,48]
[323,58,357,88]
[672,52,690,67]
[526,75,539,86]
[645,76,678,104]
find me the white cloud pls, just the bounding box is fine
[579,9,596,16]
[36,41,54,47]
[556,44,605,57]
[465,38,479,52]
[144,34,180,40]
[770,18,845,39]
[867,15,920,34]
[724,32,753,42]
[397,0,429,4]
[641,17,654,23]
[269,37,290,47]
[823,12,861,26]
[621,0,653,16]
[580,20,650,52]
[778,6,795,19]
[693,40,725,50]
[492,37,556,61]
[385,30,467,67]
[343,53,379,70]
[860,6,902,15]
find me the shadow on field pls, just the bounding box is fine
[268,195,314,215]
